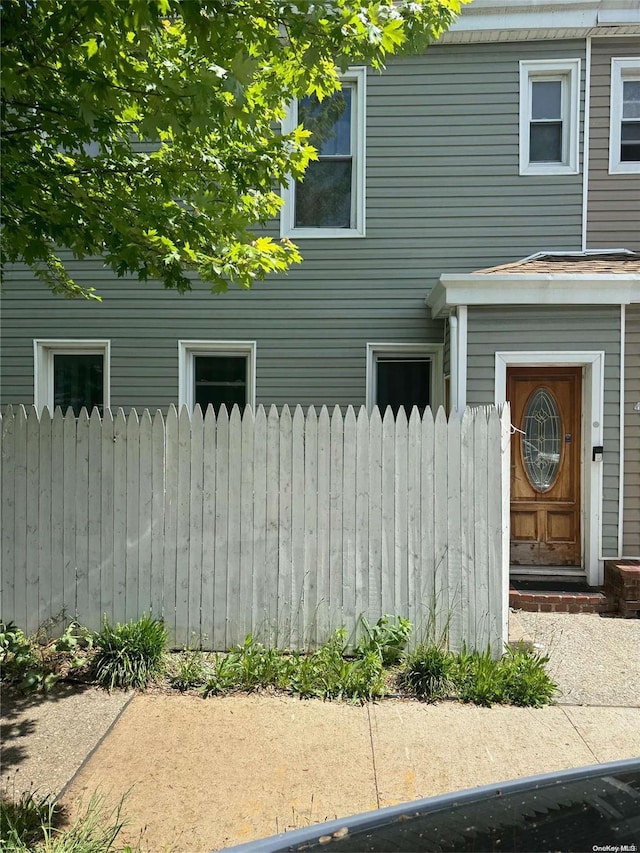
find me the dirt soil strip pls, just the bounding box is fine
[60,694,640,853]
[1,684,133,801]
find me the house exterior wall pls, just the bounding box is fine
[465,305,622,557]
[624,304,640,556]
[0,39,586,412]
[586,38,640,251]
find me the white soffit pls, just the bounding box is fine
[440,0,640,43]
[427,275,640,318]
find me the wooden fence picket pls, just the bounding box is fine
[0,404,508,652]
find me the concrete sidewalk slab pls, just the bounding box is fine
[1,685,132,800]
[61,694,640,853]
[560,706,640,762]
[63,693,377,852]
[368,702,600,808]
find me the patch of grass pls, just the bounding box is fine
[169,648,208,692]
[0,791,136,852]
[92,614,167,691]
[198,629,386,702]
[498,642,559,707]
[399,644,456,702]
[455,645,503,707]
[1,791,59,851]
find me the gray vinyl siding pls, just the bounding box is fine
[586,38,640,251]
[624,304,640,556]
[1,39,585,412]
[466,305,622,557]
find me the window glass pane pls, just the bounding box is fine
[621,121,640,161]
[376,358,430,417]
[530,122,562,162]
[54,353,103,416]
[295,159,352,228]
[194,355,247,414]
[622,80,640,119]
[298,89,351,156]
[531,80,562,120]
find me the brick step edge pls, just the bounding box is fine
[509,589,611,614]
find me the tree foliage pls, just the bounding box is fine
[1,0,464,299]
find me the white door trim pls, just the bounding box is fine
[495,350,605,586]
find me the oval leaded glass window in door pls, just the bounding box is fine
[522,387,562,492]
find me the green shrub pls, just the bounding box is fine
[455,646,503,707]
[498,643,559,707]
[201,652,243,697]
[355,615,412,666]
[92,614,167,690]
[400,644,456,701]
[0,621,59,694]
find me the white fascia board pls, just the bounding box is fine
[427,275,640,318]
[441,0,640,41]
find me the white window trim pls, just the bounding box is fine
[33,339,111,415]
[178,340,256,413]
[519,58,581,176]
[280,67,366,239]
[366,343,444,414]
[609,57,640,175]
[495,350,605,586]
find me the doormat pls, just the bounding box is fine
[510,579,594,594]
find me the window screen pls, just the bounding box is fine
[194,355,248,414]
[295,88,353,228]
[529,79,563,162]
[53,353,104,416]
[376,357,431,416]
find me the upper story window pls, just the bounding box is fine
[366,344,444,416]
[178,340,256,415]
[280,67,366,239]
[519,59,580,176]
[610,58,640,174]
[34,340,110,415]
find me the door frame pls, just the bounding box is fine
[495,351,605,586]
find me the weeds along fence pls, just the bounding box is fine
[1,403,511,652]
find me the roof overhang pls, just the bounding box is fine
[427,274,640,318]
[440,0,640,44]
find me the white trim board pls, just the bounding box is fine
[33,339,111,414]
[495,350,605,586]
[178,340,257,413]
[428,275,640,318]
[365,343,444,414]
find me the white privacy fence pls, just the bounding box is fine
[1,404,510,651]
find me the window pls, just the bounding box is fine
[366,344,443,416]
[178,341,256,414]
[519,59,580,175]
[610,58,640,174]
[34,340,110,415]
[280,67,366,238]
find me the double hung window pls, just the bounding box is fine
[610,58,640,174]
[281,67,366,238]
[366,344,443,416]
[34,340,110,415]
[178,341,255,415]
[519,59,580,175]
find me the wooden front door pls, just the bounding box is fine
[508,367,582,567]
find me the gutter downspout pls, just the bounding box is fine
[581,35,592,251]
[457,306,468,413]
[449,314,458,413]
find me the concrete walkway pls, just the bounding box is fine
[3,611,639,852]
[61,694,640,852]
